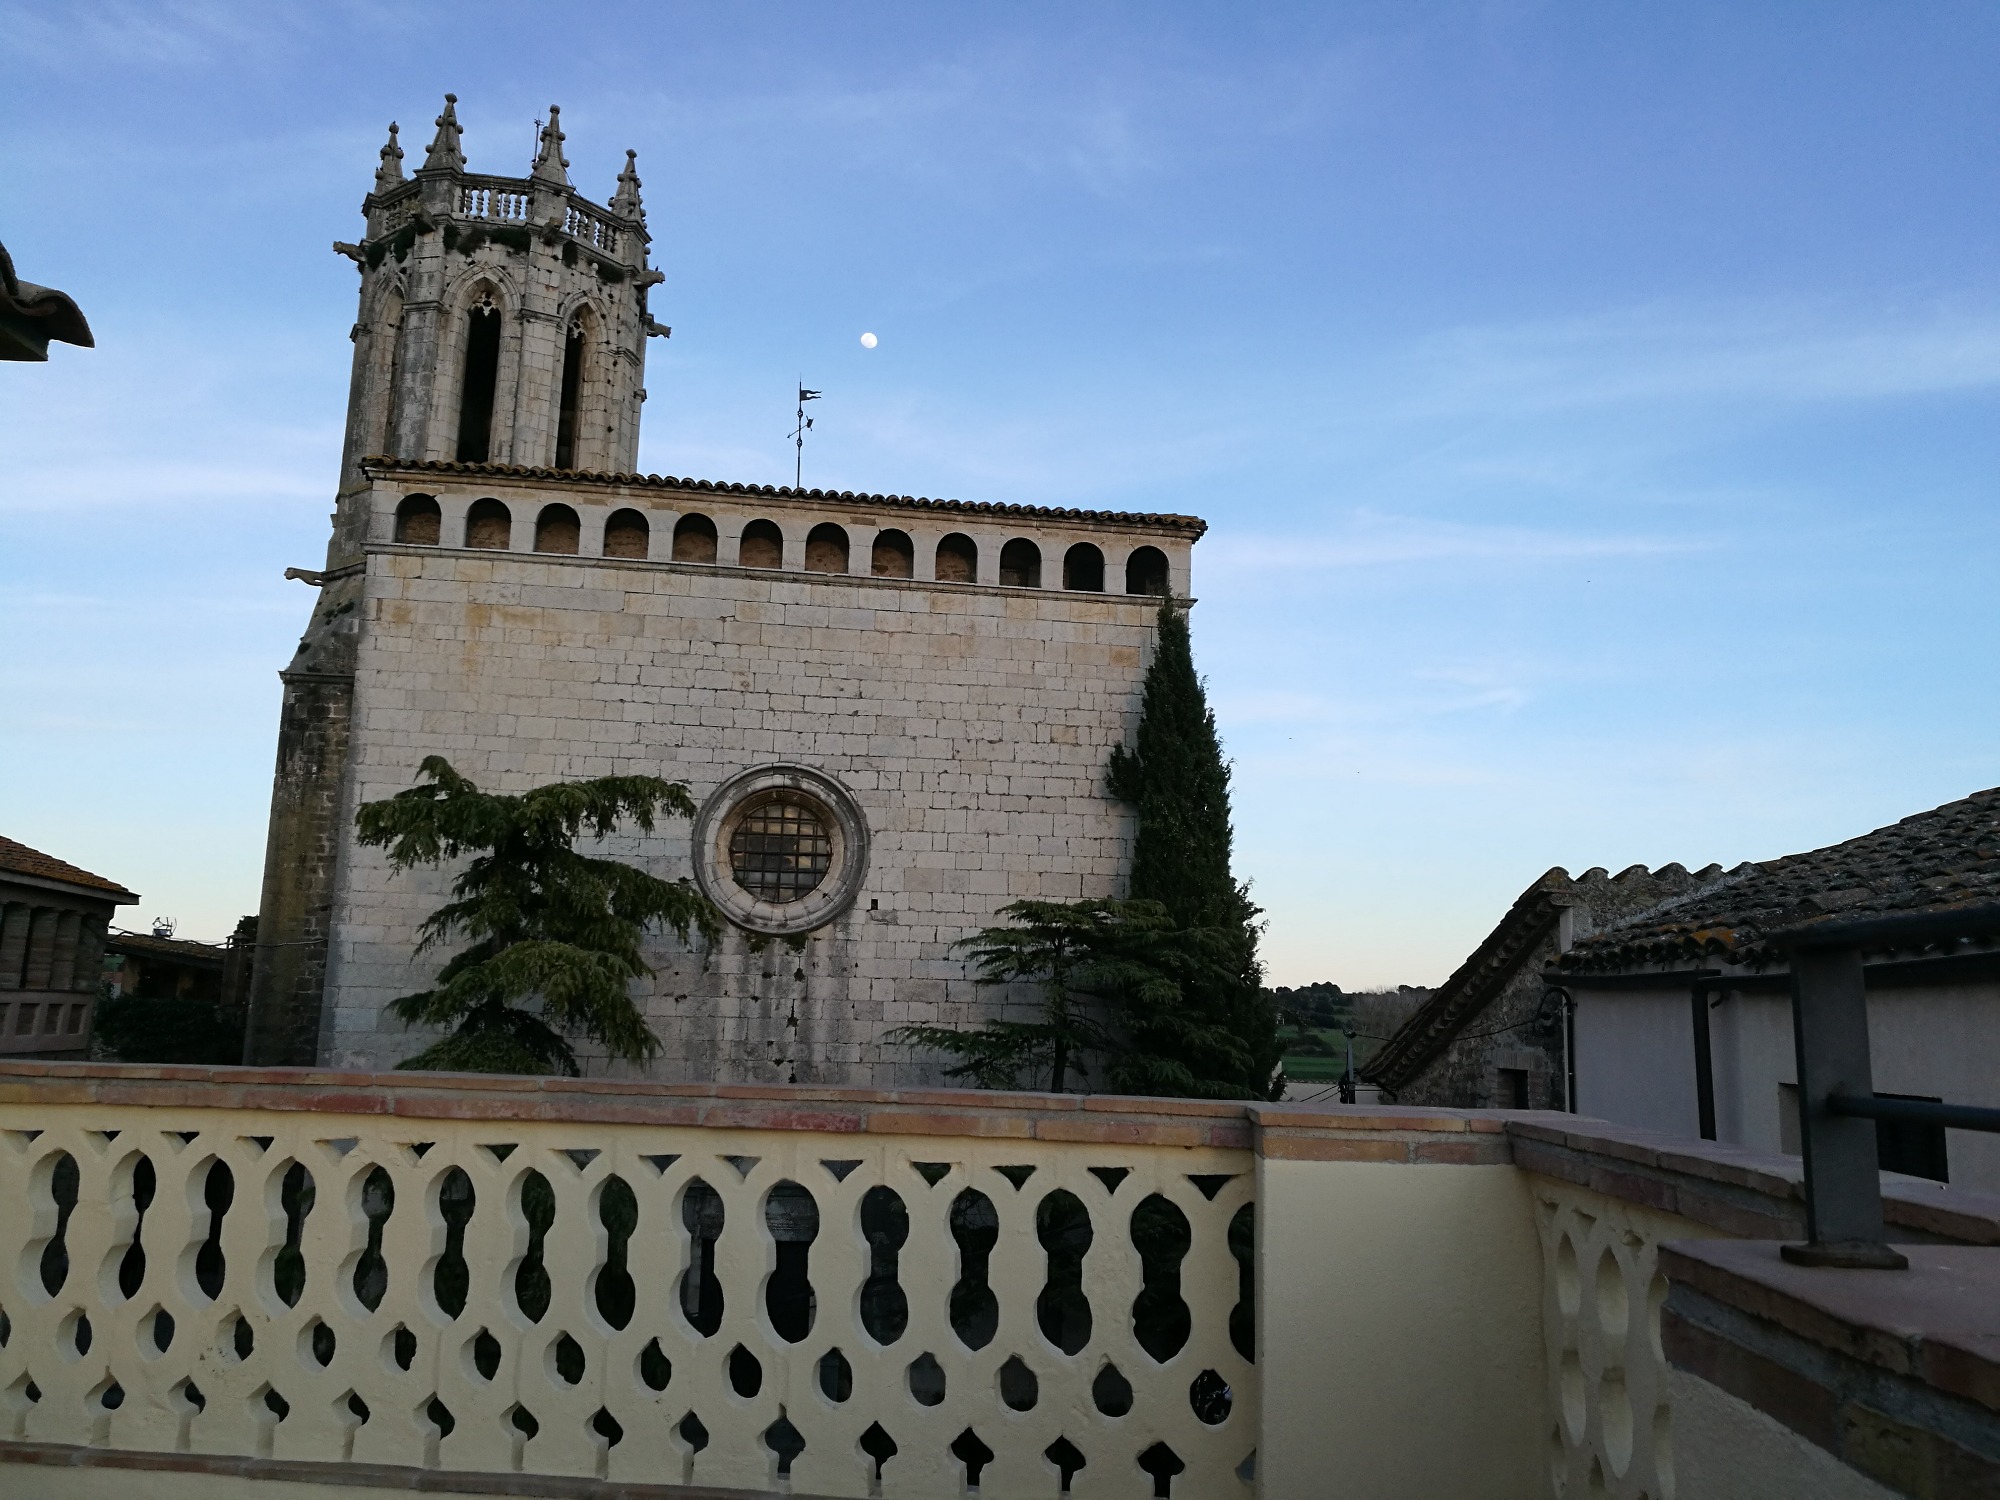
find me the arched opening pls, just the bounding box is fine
[1063,543,1105,592]
[871,530,915,578]
[739,519,784,569]
[999,538,1042,589]
[464,498,511,550]
[376,286,407,458]
[671,513,717,563]
[534,504,581,554]
[553,318,586,469]
[604,509,650,559]
[1125,545,1170,597]
[394,494,440,546]
[805,523,849,574]
[454,293,503,463]
[935,534,977,584]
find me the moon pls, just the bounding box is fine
[859,331,878,349]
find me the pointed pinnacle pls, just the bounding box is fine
[531,103,570,184]
[374,122,405,192]
[611,148,644,218]
[422,92,465,173]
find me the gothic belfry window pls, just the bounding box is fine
[455,292,502,463]
[554,318,586,469]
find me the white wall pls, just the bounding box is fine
[1573,987,1701,1139]
[1574,981,2000,1193]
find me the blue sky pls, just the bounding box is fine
[3,3,1997,985]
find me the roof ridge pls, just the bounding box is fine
[0,834,137,898]
[359,457,1209,535]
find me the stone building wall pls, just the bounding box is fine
[318,467,1198,1085]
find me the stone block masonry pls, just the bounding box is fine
[320,469,1199,1086]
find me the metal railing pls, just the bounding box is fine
[1772,902,2000,1269]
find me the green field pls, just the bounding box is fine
[1280,1026,1381,1082]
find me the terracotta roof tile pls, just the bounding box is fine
[361,457,1208,536]
[0,836,136,900]
[1561,787,2000,971]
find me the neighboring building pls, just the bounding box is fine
[104,927,228,1005]
[1363,863,1713,1109]
[0,836,137,1056]
[250,99,1199,1082]
[1556,787,2000,1193]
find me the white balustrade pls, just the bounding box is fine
[0,1089,1256,1497]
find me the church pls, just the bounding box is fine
[245,97,1206,1085]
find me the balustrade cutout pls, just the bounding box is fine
[563,1148,599,1171]
[639,1338,671,1391]
[1036,1190,1093,1354]
[907,1351,945,1406]
[821,1159,861,1181]
[148,1308,174,1355]
[818,1347,852,1401]
[354,1167,393,1312]
[680,1179,725,1335]
[765,1409,806,1476]
[69,1311,91,1356]
[274,1162,316,1307]
[432,1168,474,1319]
[195,1160,233,1299]
[345,1391,368,1425]
[510,1405,539,1441]
[911,1161,950,1187]
[948,1189,999,1349]
[595,1175,638,1330]
[729,1344,762,1398]
[1131,1195,1192,1363]
[1187,1174,1234,1201]
[98,1379,124,1411]
[115,1154,155,1298]
[859,1186,908,1345]
[859,1421,898,1488]
[553,1333,585,1385]
[950,1428,994,1488]
[514,1170,555,1322]
[38,1150,78,1294]
[389,1324,416,1371]
[230,1313,254,1361]
[994,1165,1036,1190]
[1189,1369,1231,1425]
[640,1153,679,1174]
[470,1328,501,1380]
[304,1319,335,1368]
[591,1407,623,1448]
[1093,1363,1134,1417]
[999,1354,1038,1411]
[1088,1166,1129,1194]
[678,1411,709,1455]
[1138,1440,1186,1497]
[765,1180,819,1342]
[1046,1436,1087,1492]
[424,1395,454,1444]
[261,1386,291,1426]
[1228,1203,1255,1361]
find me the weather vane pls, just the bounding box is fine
[791,383,820,489]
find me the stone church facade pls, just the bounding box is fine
[246,98,1205,1085]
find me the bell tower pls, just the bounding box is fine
[244,97,668,1066]
[335,96,664,485]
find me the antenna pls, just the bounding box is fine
[150,916,176,940]
[790,382,821,489]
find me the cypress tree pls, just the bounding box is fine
[1106,606,1282,1099]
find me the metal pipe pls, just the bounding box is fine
[1828,1094,2000,1134]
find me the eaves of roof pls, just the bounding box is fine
[361,457,1209,537]
[0,836,136,902]
[1361,870,1575,1092]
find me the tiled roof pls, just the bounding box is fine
[361,457,1209,536]
[0,836,136,900]
[106,930,227,966]
[1560,787,2000,972]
